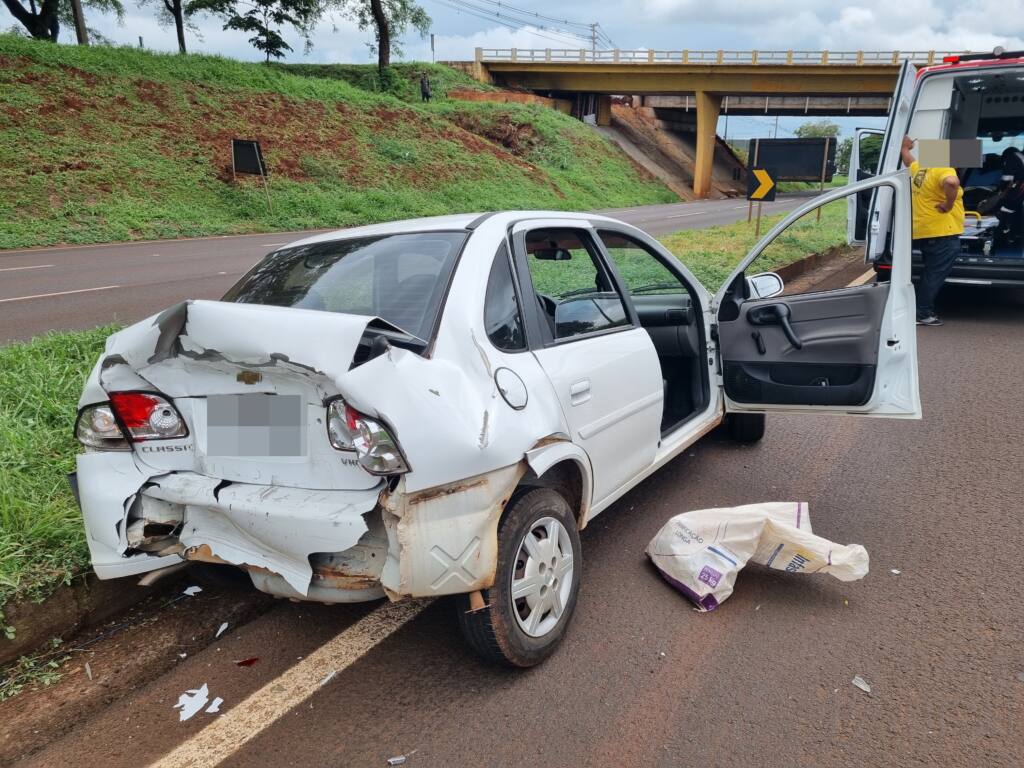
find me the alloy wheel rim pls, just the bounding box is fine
[510,516,574,638]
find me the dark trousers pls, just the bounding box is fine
[913,235,960,317]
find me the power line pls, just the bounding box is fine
[447,0,594,43]
[429,0,594,48]
[468,0,595,32]
[427,0,615,50]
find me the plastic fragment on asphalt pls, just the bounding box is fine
[319,670,337,687]
[206,697,224,714]
[173,683,210,721]
[215,622,229,638]
[387,750,417,765]
[890,569,901,575]
[851,676,872,694]
[235,656,259,667]
[84,662,93,681]
[178,652,187,659]
[183,586,203,597]
[646,502,869,612]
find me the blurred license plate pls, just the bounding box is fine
[206,394,305,457]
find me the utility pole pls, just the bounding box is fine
[70,0,89,45]
[590,23,597,57]
[773,114,779,139]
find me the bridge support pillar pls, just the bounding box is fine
[693,90,721,199]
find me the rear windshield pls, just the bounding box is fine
[222,232,468,341]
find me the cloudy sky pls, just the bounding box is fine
[11,0,1024,137]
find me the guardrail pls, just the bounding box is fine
[475,48,969,66]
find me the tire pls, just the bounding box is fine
[457,487,581,668]
[726,412,766,443]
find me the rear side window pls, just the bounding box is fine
[484,244,526,351]
[222,232,467,341]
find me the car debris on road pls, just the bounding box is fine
[646,502,869,611]
[851,675,872,694]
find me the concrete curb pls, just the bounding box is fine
[0,572,184,666]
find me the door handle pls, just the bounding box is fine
[747,303,803,350]
[569,379,591,406]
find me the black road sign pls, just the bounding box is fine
[747,167,777,201]
[747,138,836,182]
[231,139,267,176]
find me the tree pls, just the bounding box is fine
[836,136,853,175]
[2,0,122,40]
[138,0,201,53]
[336,0,429,74]
[794,119,841,139]
[196,0,321,62]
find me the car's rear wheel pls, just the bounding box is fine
[726,412,766,443]
[457,487,581,668]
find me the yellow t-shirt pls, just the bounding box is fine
[909,161,964,239]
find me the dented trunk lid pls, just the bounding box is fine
[95,300,389,491]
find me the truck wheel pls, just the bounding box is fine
[457,487,581,668]
[726,412,766,443]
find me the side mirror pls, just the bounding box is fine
[747,272,784,300]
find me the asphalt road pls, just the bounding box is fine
[0,196,805,343]
[7,283,1023,767]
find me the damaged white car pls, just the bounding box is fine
[73,173,920,667]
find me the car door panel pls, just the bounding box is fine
[720,284,888,406]
[714,172,920,418]
[510,222,663,505]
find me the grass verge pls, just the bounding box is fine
[0,327,116,635]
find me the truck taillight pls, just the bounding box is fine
[109,392,188,441]
[325,398,409,475]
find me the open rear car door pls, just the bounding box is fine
[865,60,917,261]
[714,171,921,418]
[846,128,885,245]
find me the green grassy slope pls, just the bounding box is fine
[0,35,675,249]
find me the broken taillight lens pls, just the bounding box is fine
[75,403,130,451]
[108,392,188,442]
[325,398,409,475]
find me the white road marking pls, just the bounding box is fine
[848,268,877,287]
[0,285,120,303]
[664,211,707,219]
[151,599,428,768]
[262,242,288,247]
[0,264,54,272]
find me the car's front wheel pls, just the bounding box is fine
[457,487,581,668]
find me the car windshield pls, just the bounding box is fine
[222,231,467,341]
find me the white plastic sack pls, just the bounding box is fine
[646,502,868,611]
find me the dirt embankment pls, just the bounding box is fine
[606,105,747,199]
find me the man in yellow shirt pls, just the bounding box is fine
[901,136,965,326]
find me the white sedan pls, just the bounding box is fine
[73,171,920,667]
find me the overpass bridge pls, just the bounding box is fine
[464,49,965,197]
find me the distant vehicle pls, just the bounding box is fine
[848,48,1024,286]
[73,194,920,667]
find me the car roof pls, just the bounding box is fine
[281,211,622,249]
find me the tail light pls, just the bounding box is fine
[109,392,188,441]
[75,404,129,450]
[326,398,409,475]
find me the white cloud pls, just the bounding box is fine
[16,0,1023,63]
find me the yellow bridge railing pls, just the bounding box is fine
[476,48,970,66]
